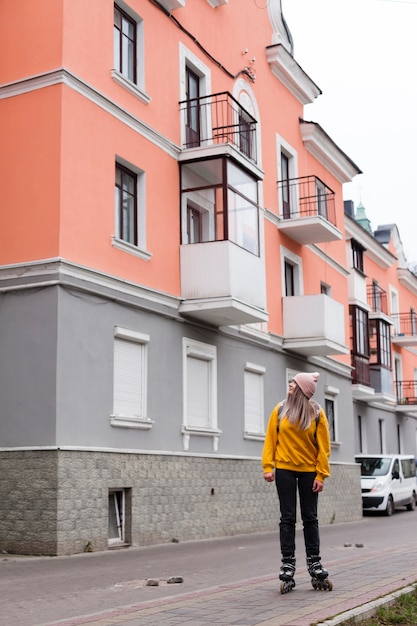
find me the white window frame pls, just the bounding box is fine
[111,326,153,429]
[108,488,126,546]
[276,134,299,218]
[324,385,339,446]
[280,246,304,297]
[244,363,266,440]
[112,1,151,104]
[112,158,151,261]
[179,43,211,149]
[182,338,220,451]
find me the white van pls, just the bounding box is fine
[355,454,417,516]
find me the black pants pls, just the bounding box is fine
[275,469,320,559]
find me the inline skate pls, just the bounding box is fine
[307,555,333,591]
[279,556,296,594]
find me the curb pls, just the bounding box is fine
[317,583,417,625]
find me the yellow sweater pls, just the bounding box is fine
[262,402,331,483]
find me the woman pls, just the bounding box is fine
[262,372,331,591]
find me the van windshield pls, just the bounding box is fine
[355,457,391,477]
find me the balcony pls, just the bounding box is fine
[179,91,258,166]
[277,176,342,245]
[367,284,392,323]
[396,380,417,413]
[282,294,348,356]
[391,312,417,346]
[179,240,268,327]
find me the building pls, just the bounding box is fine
[1,0,414,556]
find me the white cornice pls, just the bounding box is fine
[266,44,321,105]
[397,267,417,297]
[267,0,292,52]
[300,121,362,183]
[0,68,180,159]
[345,217,396,270]
[0,258,181,313]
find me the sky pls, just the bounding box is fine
[281,0,417,264]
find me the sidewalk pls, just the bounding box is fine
[2,514,417,626]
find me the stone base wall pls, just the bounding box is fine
[0,450,362,555]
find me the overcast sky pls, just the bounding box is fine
[282,0,417,264]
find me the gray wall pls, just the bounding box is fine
[0,450,362,556]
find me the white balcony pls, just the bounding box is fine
[283,294,348,356]
[277,176,342,245]
[179,241,268,327]
[277,215,342,245]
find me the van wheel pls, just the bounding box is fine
[385,495,394,516]
[406,492,417,511]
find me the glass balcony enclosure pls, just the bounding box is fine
[181,158,259,256]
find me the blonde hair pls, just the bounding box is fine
[282,384,315,431]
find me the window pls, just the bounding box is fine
[325,398,336,443]
[350,305,370,386]
[114,5,136,83]
[182,338,220,451]
[358,414,363,453]
[324,385,339,444]
[378,418,385,453]
[281,152,290,219]
[369,319,391,369]
[244,363,265,439]
[350,305,369,358]
[108,488,131,546]
[320,282,331,296]
[115,163,137,246]
[316,178,328,219]
[277,137,298,219]
[351,239,365,273]
[113,161,149,259]
[284,261,295,296]
[111,327,151,429]
[281,247,303,298]
[185,67,201,147]
[180,158,259,255]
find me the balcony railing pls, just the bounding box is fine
[179,91,257,162]
[351,355,371,386]
[391,312,417,337]
[367,284,388,315]
[277,175,336,226]
[396,380,417,405]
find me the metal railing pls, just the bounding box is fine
[277,175,336,226]
[179,91,257,162]
[367,284,389,315]
[391,312,417,336]
[396,380,417,405]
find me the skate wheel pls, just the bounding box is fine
[280,580,295,594]
[311,578,333,591]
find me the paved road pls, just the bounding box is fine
[2,510,417,626]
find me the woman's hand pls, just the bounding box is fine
[264,472,275,482]
[312,479,323,492]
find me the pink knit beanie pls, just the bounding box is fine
[294,372,320,399]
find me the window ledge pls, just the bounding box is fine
[181,426,222,436]
[331,441,341,449]
[111,415,154,429]
[181,426,222,452]
[111,70,151,104]
[244,432,265,441]
[111,237,152,261]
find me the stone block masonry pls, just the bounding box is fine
[0,450,362,555]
